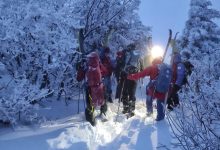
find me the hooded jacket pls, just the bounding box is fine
[127,57,166,100]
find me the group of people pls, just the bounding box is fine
[76,42,191,126]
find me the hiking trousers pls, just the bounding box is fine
[121,79,137,112]
[146,95,165,120]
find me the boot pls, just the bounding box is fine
[122,109,129,114]
[85,108,96,126]
[108,97,113,103]
[122,105,129,114]
[100,103,107,115]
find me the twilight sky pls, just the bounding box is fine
[139,0,220,48]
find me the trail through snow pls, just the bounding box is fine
[0,81,179,150]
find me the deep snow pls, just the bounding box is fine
[0,80,180,150]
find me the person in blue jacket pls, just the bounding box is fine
[167,52,185,111]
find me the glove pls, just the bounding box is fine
[120,71,127,79]
[127,74,135,80]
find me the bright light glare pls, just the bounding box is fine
[151,45,164,59]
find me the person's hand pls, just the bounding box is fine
[121,71,127,79]
[127,74,135,80]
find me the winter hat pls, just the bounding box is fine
[87,52,99,67]
[152,56,162,65]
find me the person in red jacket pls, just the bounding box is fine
[127,57,166,121]
[76,51,108,126]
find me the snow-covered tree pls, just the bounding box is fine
[0,0,150,125]
[168,0,220,149]
[0,0,80,125]
[71,0,151,52]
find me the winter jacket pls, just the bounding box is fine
[76,52,107,82]
[127,58,166,100]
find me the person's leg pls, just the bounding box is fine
[103,77,110,102]
[127,80,137,115]
[172,87,180,106]
[122,79,129,113]
[106,76,113,102]
[146,95,153,115]
[156,99,165,121]
[100,100,107,115]
[115,78,124,100]
[84,85,96,126]
[166,96,174,110]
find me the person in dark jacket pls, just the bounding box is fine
[120,44,143,117]
[167,52,185,111]
[127,57,166,121]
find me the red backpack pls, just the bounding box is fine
[86,52,105,107]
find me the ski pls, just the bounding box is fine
[162,29,172,62]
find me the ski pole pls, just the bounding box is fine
[77,83,81,114]
[115,78,126,123]
[139,79,145,107]
[82,83,86,110]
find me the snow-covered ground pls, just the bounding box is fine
[0,81,179,150]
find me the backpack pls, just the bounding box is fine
[125,50,142,74]
[182,61,194,85]
[155,63,172,93]
[86,52,105,107]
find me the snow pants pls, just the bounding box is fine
[121,79,137,113]
[146,95,165,120]
[84,84,107,126]
[103,76,112,102]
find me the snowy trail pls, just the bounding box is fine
[0,100,175,150]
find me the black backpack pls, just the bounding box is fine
[182,61,194,85]
[125,50,143,74]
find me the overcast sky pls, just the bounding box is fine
[139,0,220,47]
